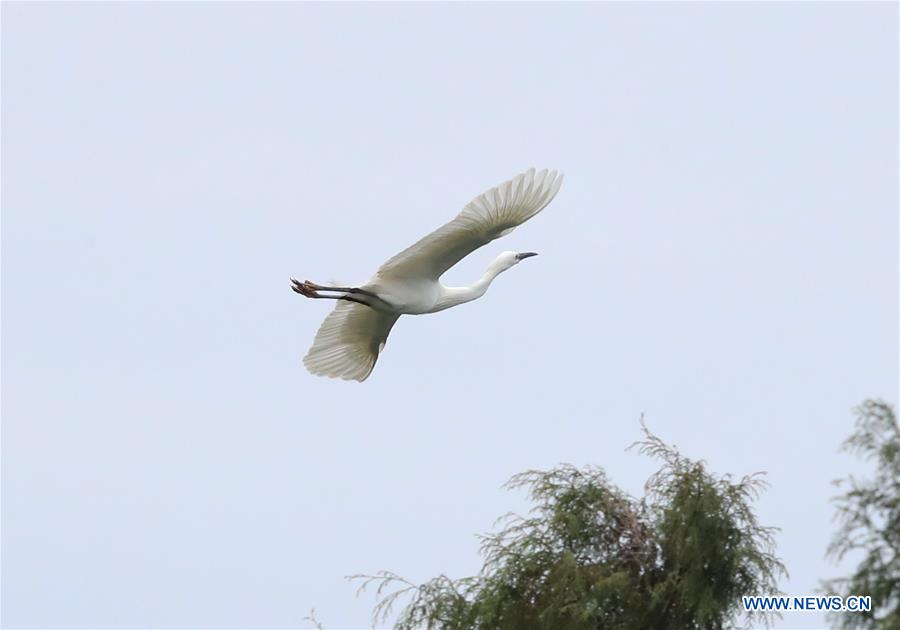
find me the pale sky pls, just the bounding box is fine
[2,3,897,629]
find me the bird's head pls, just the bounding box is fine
[493,250,538,272]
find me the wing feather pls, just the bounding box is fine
[377,168,563,281]
[303,302,400,382]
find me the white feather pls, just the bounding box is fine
[303,301,399,382]
[376,168,563,282]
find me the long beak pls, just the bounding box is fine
[516,252,538,260]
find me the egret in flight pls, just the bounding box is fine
[292,167,563,381]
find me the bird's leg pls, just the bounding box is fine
[290,278,389,310]
[291,278,375,298]
[339,295,371,307]
[302,281,381,300]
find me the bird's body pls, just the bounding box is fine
[359,275,442,315]
[292,167,563,381]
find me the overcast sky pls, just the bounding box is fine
[2,3,897,629]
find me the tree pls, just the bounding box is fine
[352,423,786,629]
[824,399,900,629]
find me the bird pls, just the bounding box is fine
[291,167,563,381]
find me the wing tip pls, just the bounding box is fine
[518,167,563,185]
[303,353,374,382]
[518,167,563,207]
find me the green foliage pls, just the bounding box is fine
[351,422,786,629]
[824,400,900,629]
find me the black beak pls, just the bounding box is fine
[516,252,538,260]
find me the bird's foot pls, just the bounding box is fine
[290,278,320,298]
[304,281,326,291]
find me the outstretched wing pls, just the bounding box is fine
[377,168,563,281]
[303,302,400,382]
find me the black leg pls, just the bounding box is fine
[290,278,384,311]
[304,281,381,299]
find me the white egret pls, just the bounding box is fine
[292,167,563,381]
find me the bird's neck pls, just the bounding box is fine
[432,263,506,312]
